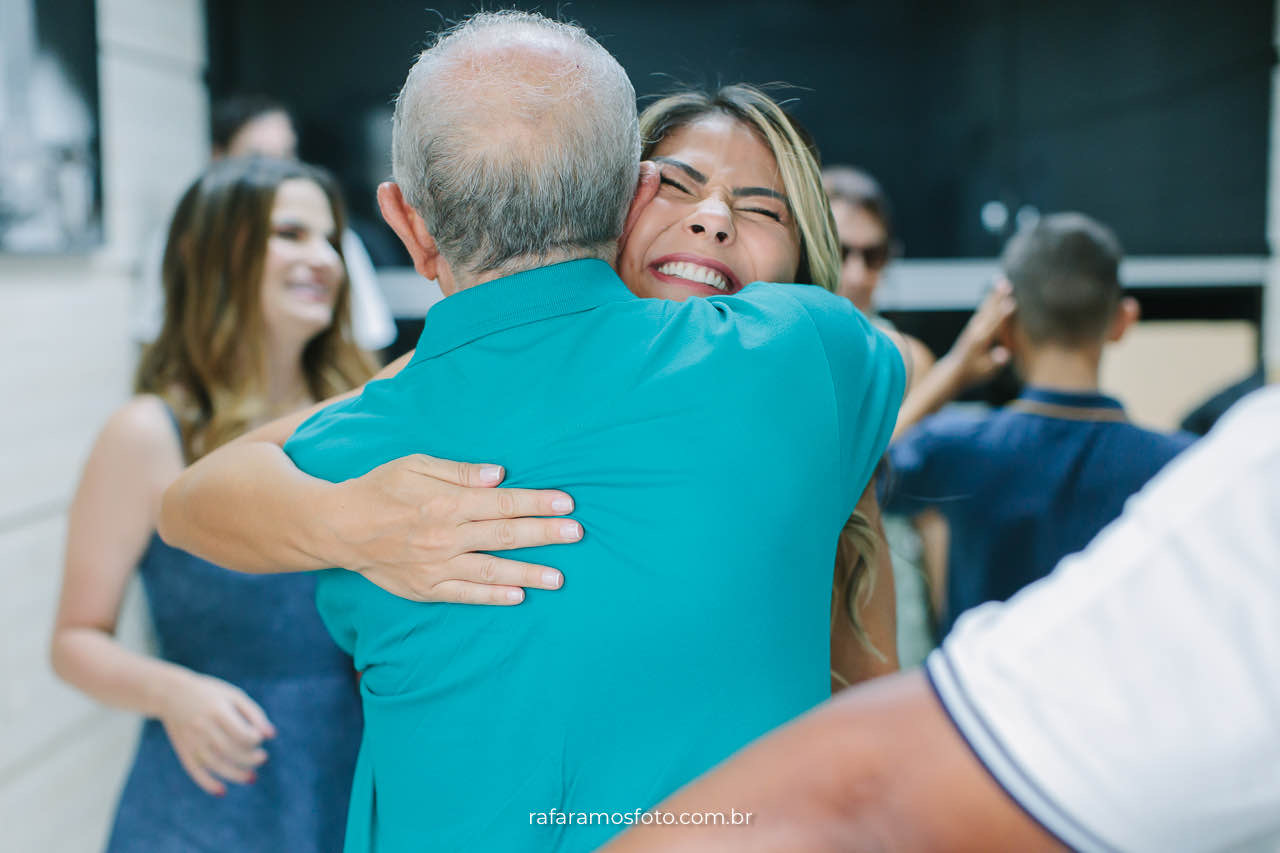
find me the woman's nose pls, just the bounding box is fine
[845,253,868,280]
[686,200,734,244]
[307,237,342,274]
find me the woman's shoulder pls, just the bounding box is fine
[903,333,936,372]
[886,331,936,394]
[95,394,185,472]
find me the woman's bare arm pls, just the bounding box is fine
[831,482,899,691]
[158,350,581,603]
[53,399,190,715]
[52,397,276,795]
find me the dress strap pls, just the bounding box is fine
[153,396,188,463]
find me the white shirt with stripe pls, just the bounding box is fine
[926,386,1280,853]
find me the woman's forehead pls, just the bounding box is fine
[652,114,782,185]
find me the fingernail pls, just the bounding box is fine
[551,496,573,513]
[541,570,562,588]
[479,465,503,484]
[215,788,226,798]
[247,772,257,784]
[561,521,582,541]
[506,589,524,602]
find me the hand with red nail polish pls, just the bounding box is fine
[158,669,273,796]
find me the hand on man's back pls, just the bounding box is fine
[327,453,582,604]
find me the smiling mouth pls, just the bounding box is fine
[286,281,333,302]
[652,260,739,293]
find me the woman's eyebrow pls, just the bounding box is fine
[733,186,788,203]
[734,186,792,215]
[654,157,791,210]
[653,156,706,184]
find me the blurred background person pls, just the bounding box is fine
[131,94,396,356]
[824,164,941,667]
[881,212,1195,637]
[822,166,935,382]
[50,157,375,852]
[209,94,297,160]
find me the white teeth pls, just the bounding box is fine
[288,282,330,299]
[657,261,730,291]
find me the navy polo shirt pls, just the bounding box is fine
[883,386,1195,636]
[284,259,904,852]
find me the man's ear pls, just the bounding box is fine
[377,182,441,280]
[616,161,660,260]
[1108,296,1141,342]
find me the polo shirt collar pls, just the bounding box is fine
[411,259,634,362]
[1019,385,1124,411]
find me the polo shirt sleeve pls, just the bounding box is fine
[283,394,367,482]
[780,285,905,508]
[879,409,986,515]
[923,387,1280,853]
[880,419,941,515]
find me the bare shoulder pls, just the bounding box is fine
[904,333,936,371]
[94,395,185,479]
[891,332,936,393]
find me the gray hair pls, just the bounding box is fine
[391,11,640,277]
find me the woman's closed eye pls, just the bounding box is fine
[659,174,692,195]
[272,225,305,241]
[740,204,783,222]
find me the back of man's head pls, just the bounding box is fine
[391,11,639,277]
[1001,212,1124,347]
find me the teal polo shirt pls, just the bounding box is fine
[284,259,904,853]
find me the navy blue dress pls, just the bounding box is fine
[105,522,361,851]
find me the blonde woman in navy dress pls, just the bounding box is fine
[51,157,375,852]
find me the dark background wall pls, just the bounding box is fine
[207,0,1274,260]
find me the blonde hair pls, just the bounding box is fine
[638,84,842,293]
[639,86,880,651]
[135,157,375,460]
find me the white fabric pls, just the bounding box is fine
[339,229,397,350]
[927,386,1280,853]
[132,225,397,352]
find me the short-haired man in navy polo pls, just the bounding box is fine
[881,212,1194,637]
[270,12,903,853]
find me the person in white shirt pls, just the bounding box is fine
[607,384,1280,853]
[133,94,396,352]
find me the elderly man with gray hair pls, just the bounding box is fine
[212,11,901,852]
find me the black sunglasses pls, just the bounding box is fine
[840,241,891,271]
